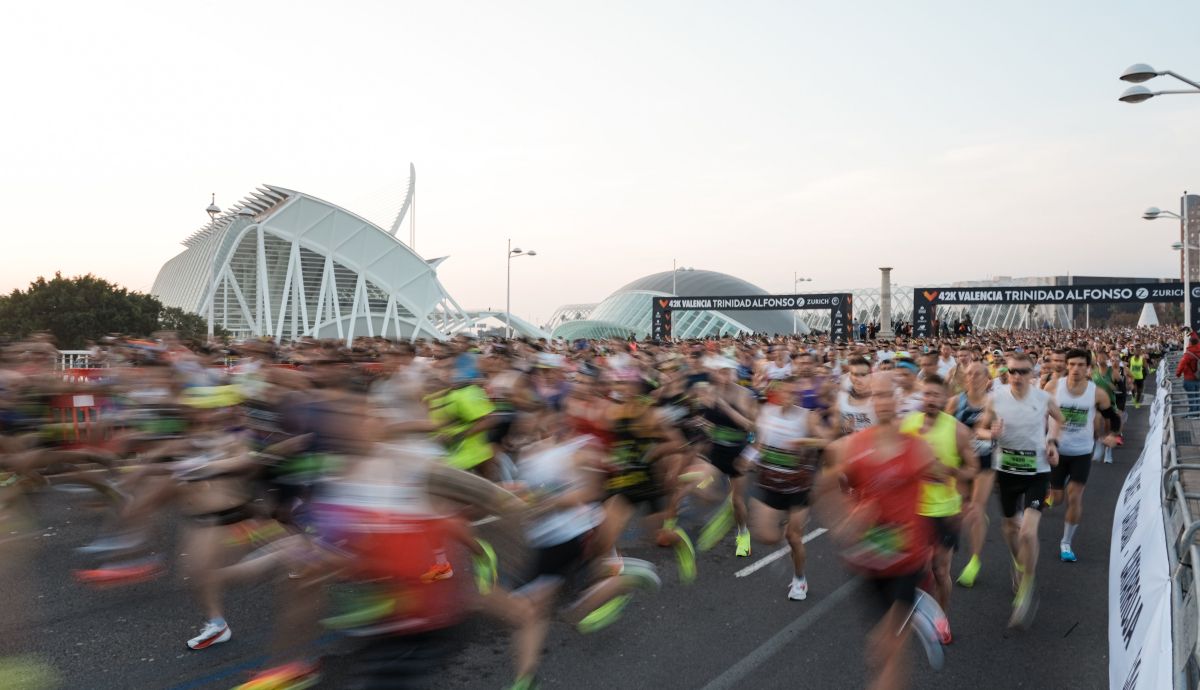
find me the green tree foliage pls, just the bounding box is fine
[0,273,222,349]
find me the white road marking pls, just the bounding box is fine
[700,576,862,690]
[733,527,828,578]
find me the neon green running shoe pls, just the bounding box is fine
[697,499,734,552]
[577,594,633,634]
[735,530,751,558]
[472,538,498,595]
[956,554,981,588]
[322,590,395,630]
[0,655,58,690]
[673,528,697,584]
[509,675,539,690]
[1009,576,1038,630]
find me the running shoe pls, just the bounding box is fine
[74,557,164,588]
[322,589,395,630]
[934,616,953,645]
[907,590,946,671]
[473,538,498,595]
[697,499,734,552]
[956,554,981,588]
[76,532,144,554]
[509,675,539,690]
[420,562,454,583]
[1008,577,1039,630]
[787,578,808,601]
[1009,555,1024,594]
[672,527,697,585]
[617,557,663,591]
[187,620,231,650]
[577,594,633,634]
[0,655,59,689]
[735,530,752,558]
[1060,545,1077,563]
[234,660,321,690]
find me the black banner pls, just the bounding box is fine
[651,293,853,342]
[913,281,1194,337]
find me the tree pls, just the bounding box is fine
[0,273,223,349]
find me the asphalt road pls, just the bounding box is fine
[4,396,1146,690]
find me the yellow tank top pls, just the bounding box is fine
[900,411,962,517]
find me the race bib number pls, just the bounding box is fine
[1060,406,1088,430]
[999,448,1038,474]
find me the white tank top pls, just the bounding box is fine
[1055,378,1097,456]
[519,437,603,547]
[756,404,809,449]
[837,390,876,432]
[992,384,1050,474]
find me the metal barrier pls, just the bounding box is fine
[1160,350,1200,688]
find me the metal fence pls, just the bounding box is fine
[1159,351,1200,688]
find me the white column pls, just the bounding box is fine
[878,267,895,339]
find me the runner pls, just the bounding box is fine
[747,376,826,601]
[951,362,994,588]
[695,357,757,557]
[1129,346,1147,409]
[837,355,877,435]
[1050,349,1121,562]
[818,372,944,690]
[900,374,978,642]
[979,351,1064,629]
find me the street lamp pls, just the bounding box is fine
[672,260,694,295]
[793,273,813,334]
[506,239,536,338]
[206,193,221,221]
[1118,63,1200,103]
[1144,199,1191,333]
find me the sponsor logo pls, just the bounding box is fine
[832,296,840,305]
[796,297,805,307]
[1135,288,1149,300]
[923,290,939,302]
[1192,287,1200,299]
[658,299,669,308]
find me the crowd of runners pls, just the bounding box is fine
[0,324,1178,689]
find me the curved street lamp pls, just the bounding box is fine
[1118,63,1200,103]
[1144,199,1192,332]
[506,240,537,338]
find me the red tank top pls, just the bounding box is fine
[840,427,932,576]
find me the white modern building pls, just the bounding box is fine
[152,183,473,343]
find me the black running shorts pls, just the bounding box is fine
[996,472,1050,518]
[1049,453,1092,489]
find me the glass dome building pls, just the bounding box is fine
[551,269,803,340]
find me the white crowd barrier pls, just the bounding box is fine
[1110,363,1173,689]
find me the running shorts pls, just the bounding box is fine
[865,567,923,617]
[926,515,960,551]
[996,472,1050,518]
[755,485,811,511]
[1049,453,1092,489]
[707,443,746,478]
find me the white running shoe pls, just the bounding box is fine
[187,621,231,650]
[787,578,808,601]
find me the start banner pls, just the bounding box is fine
[1108,367,1173,690]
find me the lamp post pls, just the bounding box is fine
[1118,63,1200,103]
[793,273,812,334]
[1145,200,1191,333]
[506,239,537,339]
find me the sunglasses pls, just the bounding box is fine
[1008,367,1032,376]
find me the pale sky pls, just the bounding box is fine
[3,1,1199,325]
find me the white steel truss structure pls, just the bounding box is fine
[152,185,470,343]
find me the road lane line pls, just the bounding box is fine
[700,576,861,690]
[733,528,827,578]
